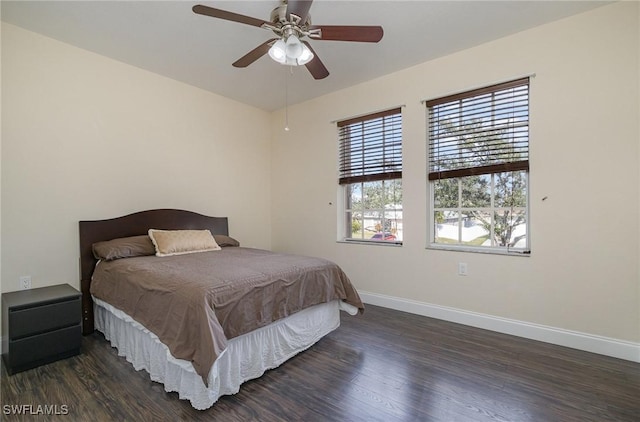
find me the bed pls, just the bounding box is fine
[79,209,363,410]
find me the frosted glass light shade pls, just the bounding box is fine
[268,39,287,64]
[285,35,303,59]
[297,44,314,65]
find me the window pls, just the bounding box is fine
[426,78,530,253]
[338,108,402,244]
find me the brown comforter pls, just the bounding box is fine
[90,247,364,385]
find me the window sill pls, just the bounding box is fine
[427,243,530,256]
[338,239,403,247]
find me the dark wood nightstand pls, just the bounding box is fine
[2,284,82,375]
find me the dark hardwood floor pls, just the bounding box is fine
[1,304,639,421]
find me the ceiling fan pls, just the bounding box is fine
[192,1,384,80]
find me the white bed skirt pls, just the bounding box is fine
[93,298,356,410]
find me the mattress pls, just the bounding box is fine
[94,297,357,410]
[90,247,364,384]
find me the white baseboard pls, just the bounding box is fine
[359,291,640,363]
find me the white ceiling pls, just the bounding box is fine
[2,1,610,111]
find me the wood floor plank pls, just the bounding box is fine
[1,304,638,421]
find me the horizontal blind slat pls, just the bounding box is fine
[339,171,402,185]
[428,161,529,181]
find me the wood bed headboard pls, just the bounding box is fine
[79,209,229,335]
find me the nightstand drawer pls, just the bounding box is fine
[7,325,81,368]
[9,298,81,339]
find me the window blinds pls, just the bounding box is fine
[338,108,402,185]
[426,78,529,181]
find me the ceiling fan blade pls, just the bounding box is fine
[287,0,313,23]
[308,25,384,43]
[192,4,270,28]
[302,42,329,80]
[233,39,278,68]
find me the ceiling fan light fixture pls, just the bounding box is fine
[268,34,314,66]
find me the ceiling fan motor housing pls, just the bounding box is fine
[270,4,311,34]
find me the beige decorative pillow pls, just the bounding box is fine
[148,229,221,257]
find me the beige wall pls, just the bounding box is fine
[1,23,272,293]
[271,2,640,343]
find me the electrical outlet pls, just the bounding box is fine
[19,275,32,290]
[458,263,468,276]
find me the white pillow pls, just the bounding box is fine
[148,229,221,257]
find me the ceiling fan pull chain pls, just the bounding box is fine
[284,66,291,131]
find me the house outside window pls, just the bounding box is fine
[338,108,403,244]
[426,78,530,254]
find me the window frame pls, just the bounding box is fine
[337,107,403,245]
[426,78,530,255]
[428,172,530,255]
